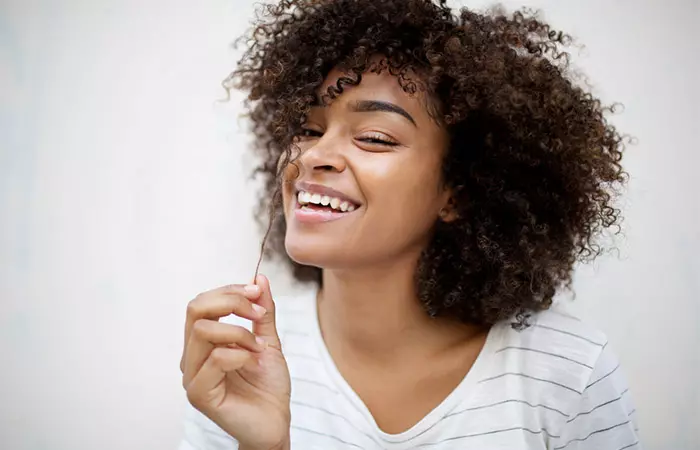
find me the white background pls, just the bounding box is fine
[1,0,697,449]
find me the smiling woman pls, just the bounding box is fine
[281,65,454,272]
[178,1,639,449]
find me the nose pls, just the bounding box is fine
[298,132,347,174]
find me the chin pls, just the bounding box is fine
[284,234,337,268]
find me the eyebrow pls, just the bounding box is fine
[349,100,417,127]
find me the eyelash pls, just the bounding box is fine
[299,129,398,147]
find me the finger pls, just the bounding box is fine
[184,286,266,354]
[186,347,253,409]
[183,320,265,387]
[251,274,281,349]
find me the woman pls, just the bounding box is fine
[179,0,639,449]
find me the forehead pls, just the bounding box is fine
[317,64,430,116]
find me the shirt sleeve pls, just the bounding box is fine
[178,400,238,450]
[552,343,641,450]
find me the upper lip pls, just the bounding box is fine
[295,181,361,206]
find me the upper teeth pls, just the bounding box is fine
[297,190,356,212]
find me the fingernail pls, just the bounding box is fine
[244,284,260,297]
[251,303,267,317]
[255,336,267,349]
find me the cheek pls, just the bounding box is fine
[368,153,442,206]
[360,153,444,232]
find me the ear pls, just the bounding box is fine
[438,205,459,223]
[438,188,460,223]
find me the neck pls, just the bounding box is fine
[317,252,481,365]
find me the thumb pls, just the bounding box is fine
[252,274,281,347]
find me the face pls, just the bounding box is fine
[281,64,451,271]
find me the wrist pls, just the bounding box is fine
[240,437,290,450]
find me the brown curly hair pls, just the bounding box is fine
[225,0,628,327]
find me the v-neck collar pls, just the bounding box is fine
[305,289,502,446]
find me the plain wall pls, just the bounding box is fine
[1,0,697,448]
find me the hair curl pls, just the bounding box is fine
[226,0,628,327]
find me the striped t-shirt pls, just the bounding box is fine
[179,291,641,450]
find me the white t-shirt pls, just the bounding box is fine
[179,291,640,450]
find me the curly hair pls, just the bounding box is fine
[225,0,628,327]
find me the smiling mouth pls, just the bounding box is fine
[296,190,360,213]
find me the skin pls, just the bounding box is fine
[181,64,488,448]
[181,277,291,450]
[284,65,488,433]
[284,64,451,270]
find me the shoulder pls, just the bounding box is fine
[484,305,612,413]
[480,305,640,447]
[500,307,640,448]
[482,307,635,428]
[499,305,609,374]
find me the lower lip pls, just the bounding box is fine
[293,202,357,224]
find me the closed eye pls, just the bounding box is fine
[358,136,397,146]
[357,133,398,147]
[298,129,399,147]
[300,129,323,138]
